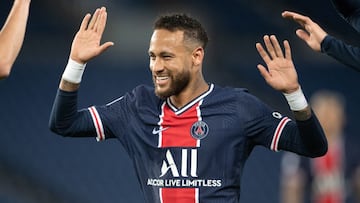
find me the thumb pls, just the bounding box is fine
[257,64,270,81]
[99,41,115,54]
[295,29,310,42]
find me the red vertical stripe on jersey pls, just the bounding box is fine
[158,102,201,203]
[159,103,200,148]
[161,188,197,203]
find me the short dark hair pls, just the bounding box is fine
[154,13,209,49]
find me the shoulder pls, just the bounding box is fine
[132,84,155,96]
[105,84,161,107]
[211,84,248,97]
[130,84,163,107]
[212,84,265,105]
[207,84,271,116]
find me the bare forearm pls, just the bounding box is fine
[0,0,30,77]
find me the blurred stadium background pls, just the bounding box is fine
[0,0,359,202]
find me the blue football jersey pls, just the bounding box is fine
[85,83,294,203]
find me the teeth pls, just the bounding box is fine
[156,76,168,80]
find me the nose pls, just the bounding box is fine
[150,58,164,73]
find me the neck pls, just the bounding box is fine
[169,79,209,109]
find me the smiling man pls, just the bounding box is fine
[49,7,327,203]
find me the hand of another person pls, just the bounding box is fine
[69,7,114,64]
[282,11,328,52]
[256,35,300,94]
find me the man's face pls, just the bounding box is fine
[148,29,193,99]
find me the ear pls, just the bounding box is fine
[192,47,204,66]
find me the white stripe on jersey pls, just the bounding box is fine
[159,188,163,203]
[271,117,291,151]
[106,96,124,106]
[157,102,166,148]
[167,84,214,115]
[88,106,105,141]
[195,188,199,203]
[195,99,204,147]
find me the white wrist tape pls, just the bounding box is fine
[62,58,87,84]
[283,87,308,111]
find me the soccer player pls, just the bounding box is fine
[0,0,31,79]
[282,0,360,71]
[49,7,328,203]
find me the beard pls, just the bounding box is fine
[153,69,190,99]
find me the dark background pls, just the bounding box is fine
[0,0,359,202]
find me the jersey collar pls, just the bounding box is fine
[166,83,214,115]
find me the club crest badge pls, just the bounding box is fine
[190,121,209,140]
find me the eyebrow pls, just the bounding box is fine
[148,51,175,56]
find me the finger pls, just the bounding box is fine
[281,11,297,19]
[95,7,107,34]
[99,41,115,53]
[283,40,292,60]
[79,13,91,31]
[295,29,310,42]
[256,42,271,64]
[270,35,284,58]
[292,15,315,32]
[88,8,100,30]
[282,11,307,27]
[263,35,276,59]
[257,64,271,81]
[282,11,305,19]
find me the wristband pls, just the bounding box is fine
[61,58,87,84]
[283,87,308,111]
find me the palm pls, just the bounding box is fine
[69,7,113,64]
[256,35,299,93]
[265,57,297,91]
[71,29,103,62]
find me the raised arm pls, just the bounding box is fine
[49,7,113,137]
[256,35,327,157]
[0,0,31,79]
[283,10,360,71]
[256,35,310,120]
[60,6,114,92]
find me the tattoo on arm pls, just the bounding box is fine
[59,79,80,92]
[292,106,312,121]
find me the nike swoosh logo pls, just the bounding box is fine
[152,127,169,134]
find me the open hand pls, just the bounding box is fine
[282,11,327,52]
[256,35,299,94]
[70,7,114,64]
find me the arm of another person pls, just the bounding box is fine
[0,0,30,79]
[255,35,327,157]
[282,10,360,71]
[49,7,114,137]
[321,35,360,71]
